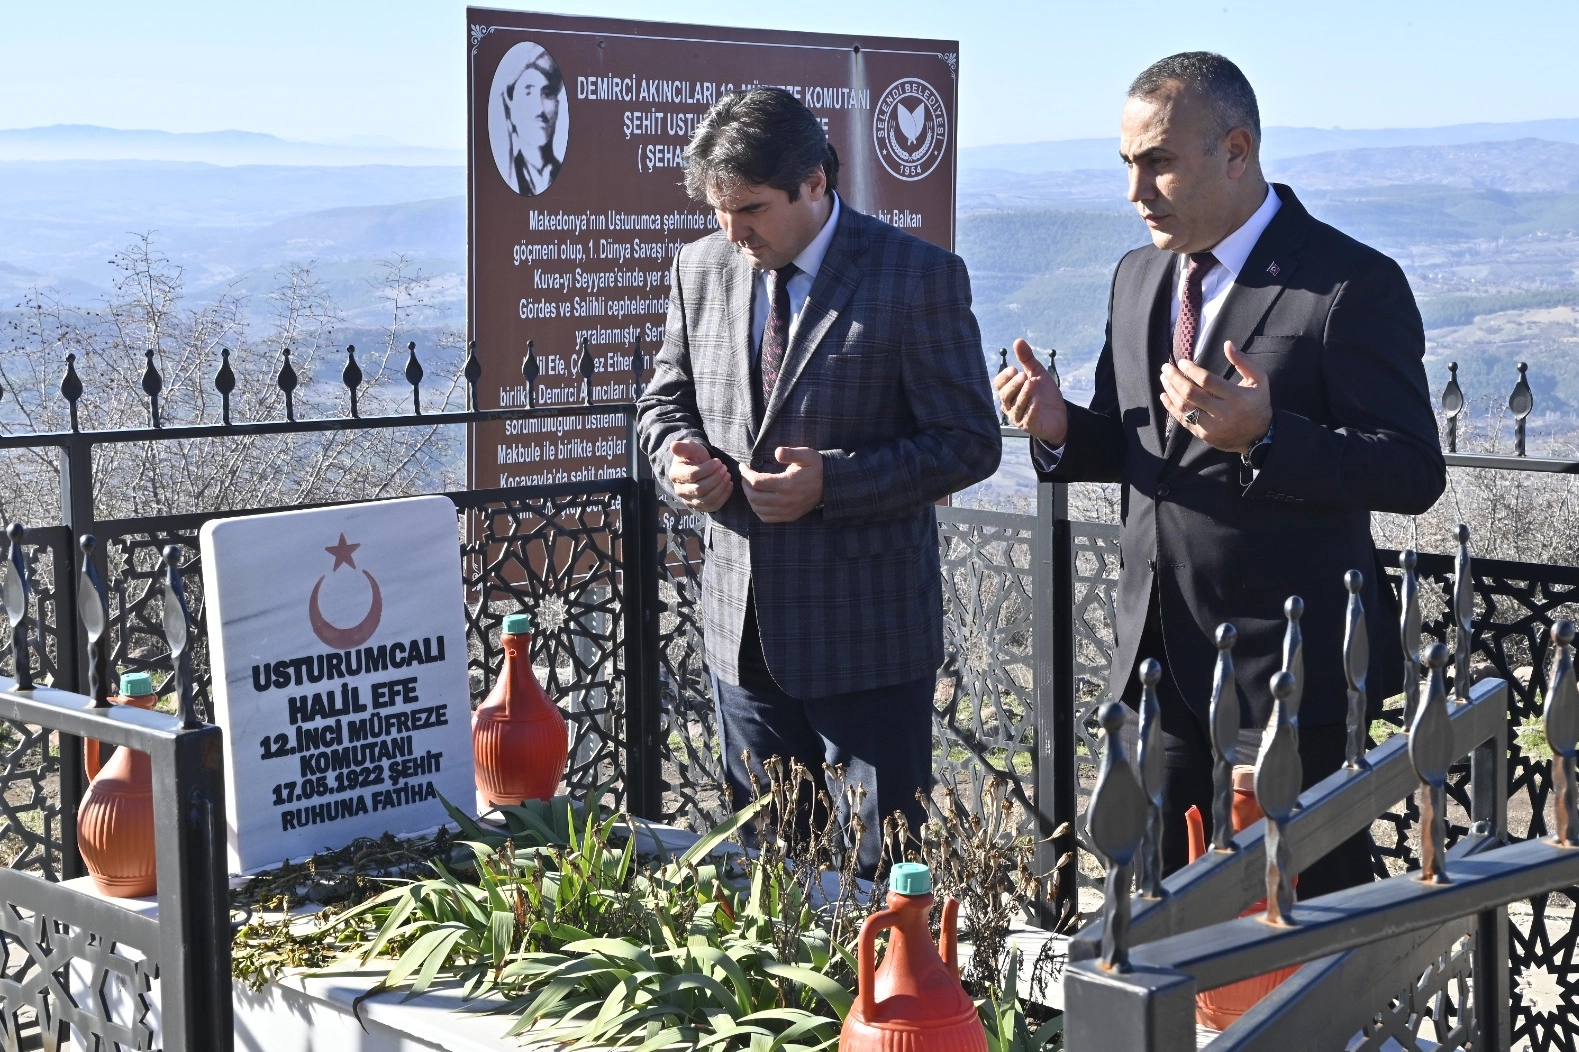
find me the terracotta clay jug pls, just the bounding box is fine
[839,862,986,1052]
[473,613,569,806]
[1184,764,1299,1030]
[78,672,159,897]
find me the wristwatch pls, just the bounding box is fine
[1242,417,1275,471]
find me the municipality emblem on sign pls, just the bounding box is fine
[873,78,948,182]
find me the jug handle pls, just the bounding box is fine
[501,635,526,720]
[1184,804,1206,863]
[85,739,103,780]
[938,896,961,978]
[856,906,900,1021]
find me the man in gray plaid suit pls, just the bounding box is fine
[636,88,1000,872]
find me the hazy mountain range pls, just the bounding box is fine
[3,121,1577,442]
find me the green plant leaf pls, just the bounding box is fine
[681,794,771,867]
[761,963,853,1018]
[436,791,492,843]
[488,909,516,969]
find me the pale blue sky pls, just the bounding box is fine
[0,0,1571,149]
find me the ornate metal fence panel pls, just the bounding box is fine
[97,519,210,723]
[653,503,723,829]
[0,528,72,880]
[0,869,163,1051]
[1347,935,1477,1052]
[934,507,1039,834]
[457,484,630,809]
[1373,549,1579,1052]
[653,502,1052,871]
[1069,520,1122,912]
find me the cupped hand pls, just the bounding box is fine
[740,446,824,523]
[993,339,1067,446]
[668,437,733,513]
[1159,341,1273,453]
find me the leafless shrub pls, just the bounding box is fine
[0,235,468,528]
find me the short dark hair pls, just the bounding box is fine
[683,87,840,203]
[1129,52,1260,151]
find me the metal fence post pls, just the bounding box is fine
[153,725,231,1052]
[1035,476,1077,926]
[55,435,97,880]
[1473,713,1512,1049]
[620,431,665,819]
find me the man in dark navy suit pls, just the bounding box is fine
[996,53,1445,896]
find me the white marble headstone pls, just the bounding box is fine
[200,496,476,874]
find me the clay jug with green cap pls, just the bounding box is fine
[78,672,159,897]
[473,613,569,805]
[840,862,986,1052]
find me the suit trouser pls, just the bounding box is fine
[709,598,934,878]
[1123,597,1376,900]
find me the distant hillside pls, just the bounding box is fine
[1273,139,1579,193]
[961,117,1579,172]
[0,125,463,167]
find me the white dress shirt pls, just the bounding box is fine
[750,193,842,356]
[1170,185,1281,358]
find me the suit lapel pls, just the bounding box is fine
[1163,185,1310,464]
[754,207,865,449]
[1136,250,1176,457]
[720,250,757,448]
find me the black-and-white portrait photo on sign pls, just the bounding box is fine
[487,40,570,196]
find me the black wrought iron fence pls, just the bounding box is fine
[1,344,1577,1048]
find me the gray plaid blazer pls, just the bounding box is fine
[636,203,1001,698]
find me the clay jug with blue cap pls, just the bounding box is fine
[840,862,986,1052]
[473,613,569,805]
[78,672,159,897]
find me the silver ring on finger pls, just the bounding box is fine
[1183,408,1200,427]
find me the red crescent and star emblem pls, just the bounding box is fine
[308,533,383,649]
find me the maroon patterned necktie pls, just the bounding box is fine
[756,263,799,412]
[1173,251,1218,363]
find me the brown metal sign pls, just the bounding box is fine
[466,9,959,490]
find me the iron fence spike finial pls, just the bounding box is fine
[1411,642,1454,883]
[277,347,298,423]
[142,348,163,428]
[1256,669,1302,925]
[1209,623,1241,852]
[998,349,1009,424]
[464,340,481,411]
[3,523,33,691]
[1546,620,1579,847]
[1509,361,1533,456]
[1343,570,1370,769]
[522,339,539,410]
[1136,657,1167,899]
[1442,361,1463,453]
[159,544,199,728]
[579,336,595,405]
[60,352,82,432]
[1452,523,1474,704]
[215,348,235,426]
[77,533,109,706]
[405,342,424,415]
[342,345,363,418]
[1282,595,1305,731]
[1088,700,1147,972]
[1400,549,1422,729]
[631,335,644,398]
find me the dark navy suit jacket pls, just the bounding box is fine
[1040,184,1445,727]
